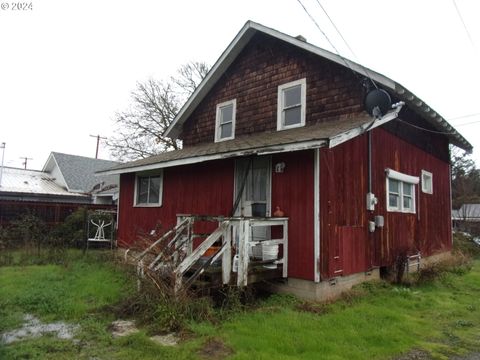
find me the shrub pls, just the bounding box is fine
[414,251,472,285]
[453,231,480,259]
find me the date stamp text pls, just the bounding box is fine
[1,2,33,11]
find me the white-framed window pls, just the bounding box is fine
[134,172,163,207]
[277,78,306,130]
[385,169,419,213]
[421,170,433,194]
[215,99,236,142]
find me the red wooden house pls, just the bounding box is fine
[102,22,472,299]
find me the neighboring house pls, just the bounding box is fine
[452,204,480,235]
[100,21,472,299]
[42,152,120,204]
[452,204,480,222]
[0,152,119,225]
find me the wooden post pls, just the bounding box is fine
[282,219,288,278]
[222,223,232,284]
[237,219,250,287]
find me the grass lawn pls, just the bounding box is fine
[1,249,479,359]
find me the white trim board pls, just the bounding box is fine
[328,107,402,149]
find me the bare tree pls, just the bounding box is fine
[108,62,209,162]
[451,147,480,209]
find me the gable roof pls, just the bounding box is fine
[99,109,402,175]
[165,21,472,152]
[42,152,119,193]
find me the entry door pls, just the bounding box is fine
[234,156,272,247]
[234,156,272,218]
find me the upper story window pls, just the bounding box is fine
[386,169,419,213]
[135,172,163,207]
[215,99,236,142]
[421,170,433,194]
[277,78,306,130]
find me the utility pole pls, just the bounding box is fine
[20,157,33,169]
[89,134,107,159]
[0,142,5,188]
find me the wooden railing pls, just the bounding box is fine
[135,214,288,293]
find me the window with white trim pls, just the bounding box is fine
[277,78,306,130]
[135,173,163,206]
[386,169,419,213]
[215,99,236,142]
[421,170,433,194]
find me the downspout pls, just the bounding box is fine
[368,132,372,194]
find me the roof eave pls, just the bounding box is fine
[393,84,473,152]
[99,138,328,176]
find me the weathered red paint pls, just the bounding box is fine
[319,126,451,279]
[272,150,315,280]
[118,151,316,281]
[320,134,369,279]
[117,159,235,246]
[371,127,452,266]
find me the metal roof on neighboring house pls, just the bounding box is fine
[452,204,480,220]
[43,152,120,193]
[0,167,87,198]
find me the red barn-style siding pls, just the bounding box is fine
[117,151,316,281]
[117,159,235,246]
[272,150,315,281]
[371,127,452,265]
[319,125,451,279]
[320,135,369,279]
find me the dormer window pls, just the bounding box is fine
[215,99,236,142]
[277,78,306,130]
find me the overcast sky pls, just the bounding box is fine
[1,0,479,170]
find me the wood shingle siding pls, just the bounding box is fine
[181,33,365,146]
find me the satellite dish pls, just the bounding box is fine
[364,89,391,119]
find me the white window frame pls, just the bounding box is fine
[134,171,163,207]
[215,99,236,142]
[277,78,306,131]
[421,170,433,194]
[385,169,419,214]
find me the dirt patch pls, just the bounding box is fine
[296,301,331,315]
[150,333,179,346]
[1,314,79,344]
[110,320,139,338]
[197,338,234,360]
[451,354,480,360]
[393,349,433,360]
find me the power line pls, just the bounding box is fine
[448,112,480,121]
[313,0,357,59]
[395,118,456,135]
[19,157,33,169]
[296,0,378,89]
[455,120,480,127]
[89,134,107,159]
[452,0,475,48]
[295,0,341,55]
